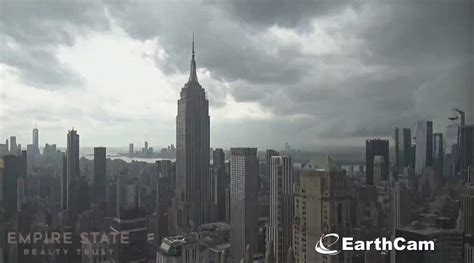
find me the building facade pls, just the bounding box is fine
[230,147,258,263]
[268,156,294,263]
[174,39,211,231]
[293,156,352,263]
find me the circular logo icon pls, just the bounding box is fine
[315,233,341,255]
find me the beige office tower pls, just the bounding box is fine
[293,156,352,263]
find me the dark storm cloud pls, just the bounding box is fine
[210,0,354,28]
[1,0,472,146]
[0,0,110,89]
[105,1,312,86]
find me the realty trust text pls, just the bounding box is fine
[7,232,129,245]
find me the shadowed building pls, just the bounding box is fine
[67,129,80,211]
[432,133,443,177]
[173,38,211,231]
[415,121,433,175]
[2,154,26,219]
[230,148,258,263]
[395,128,413,174]
[459,125,474,183]
[366,139,389,185]
[94,147,106,204]
[212,148,227,222]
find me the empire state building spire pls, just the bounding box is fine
[188,34,198,83]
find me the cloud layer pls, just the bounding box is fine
[1,0,472,149]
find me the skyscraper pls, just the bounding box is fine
[268,156,293,263]
[10,136,17,155]
[292,156,351,263]
[415,121,433,175]
[32,126,39,154]
[66,129,80,210]
[265,149,279,191]
[94,147,106,204]
[366,139,389,185]
[433,133,444,177]
[445,123,460,178]
[230,148,258,263]
[395,128,413,174]
[174,38,211,230]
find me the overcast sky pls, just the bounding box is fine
[0,0,473,149]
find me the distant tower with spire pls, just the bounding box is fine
[172,35,211,232]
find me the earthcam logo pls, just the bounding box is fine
[315,233,341,255]
[315,233,435,255]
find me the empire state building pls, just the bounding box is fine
[173,38,211,231]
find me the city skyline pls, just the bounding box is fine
[1,1,472,149]
[1,2,473,263]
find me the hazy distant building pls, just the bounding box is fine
[415,121,433,175]
[66,129,80,211]
[230,148,258,263]
[174,39,211,231]
[432,133,444,177]
[395,128,413,174]
[445,123,460,178]
[366,139,389,185]
[0,140,8,157]
[32,126,39,154]
[10,136,17,155]
[293,156,352,263]
[129,143,134,156]
[93,147,106,204]
[268,156,293,263]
